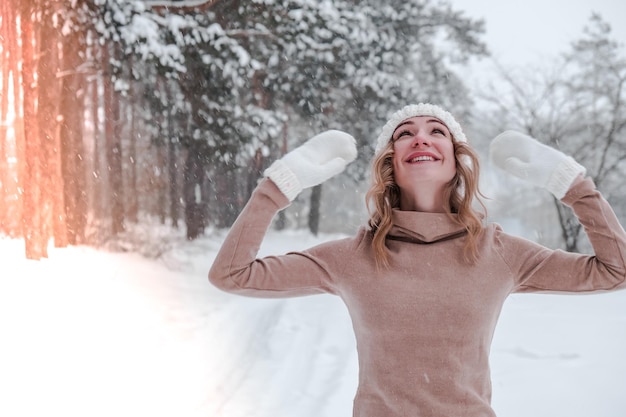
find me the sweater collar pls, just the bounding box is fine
[388,208,467,243]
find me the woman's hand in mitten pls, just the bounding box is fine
[489,130,586,199]
[264,130,357,201]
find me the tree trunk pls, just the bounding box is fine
[90,66,105,241]
[246,148,264,201]
[0,0,11,235]
[167,107,180,228]
[554,200,582,252]
[183,144,207,239]
[125,56,138,223]
[127,95,138,223]
[20,4,46,259]
[156,144,168,224]
[38,2,67,248]
[214,160,238,228]
[59,26,87,245]
[103,43,125,235]
[0,72,7,232]
[11,1,25,240]
[308,184,322,236]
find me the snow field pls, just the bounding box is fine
[1,230,624,417]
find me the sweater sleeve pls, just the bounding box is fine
[501,176,626,294]
[208,178,348,298]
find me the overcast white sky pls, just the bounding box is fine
[452,0,626,67]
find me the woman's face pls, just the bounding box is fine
[391,116,456,192]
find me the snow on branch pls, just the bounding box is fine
[145,0,221,12]
[225,29,277,40]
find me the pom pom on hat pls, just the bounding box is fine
[375,103,467,154]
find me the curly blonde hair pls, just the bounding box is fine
[365,137,486,268]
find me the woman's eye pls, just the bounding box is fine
[432,128,445,135]
[396,131,411,138]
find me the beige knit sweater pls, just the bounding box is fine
[209,177,626,417]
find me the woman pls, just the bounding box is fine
[209,103,626,417]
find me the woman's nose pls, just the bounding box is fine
[411,133,431,147]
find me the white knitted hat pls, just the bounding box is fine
[375,103,467,154]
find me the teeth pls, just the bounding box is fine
[409,156,435,162]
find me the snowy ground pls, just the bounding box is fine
[1,228,625,417]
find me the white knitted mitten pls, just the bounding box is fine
[264,130,357,201]
[489,130,586,199]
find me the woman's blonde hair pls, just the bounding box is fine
[365,136,486,268]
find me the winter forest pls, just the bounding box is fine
[1,0,625,259]
[2,1,626,417]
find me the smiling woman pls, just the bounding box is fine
[209,103,626,417]
[208,102,626,417]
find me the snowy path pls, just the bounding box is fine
[1,232,625,417]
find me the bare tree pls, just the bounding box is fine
[480,14,626,251]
